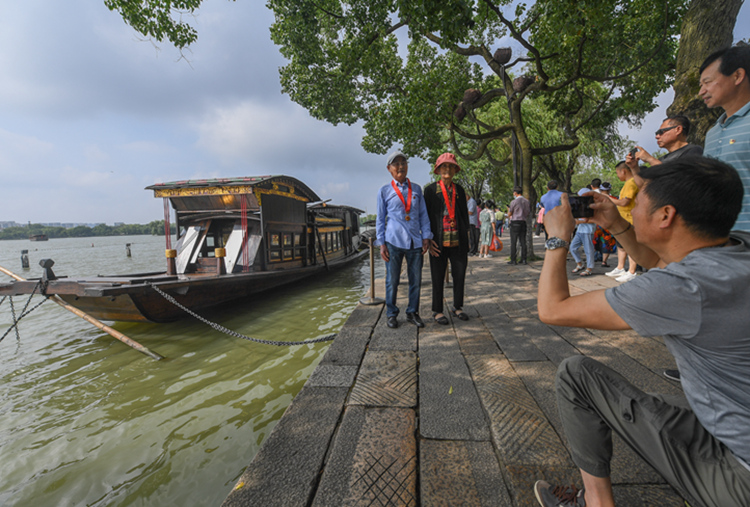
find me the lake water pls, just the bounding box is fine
[0,235,382,506]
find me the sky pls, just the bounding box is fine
[1,1,749,225]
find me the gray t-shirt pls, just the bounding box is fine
[606,231,750,465]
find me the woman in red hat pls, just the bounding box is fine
[423,152,470,324]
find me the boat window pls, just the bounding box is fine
[271,234,280,246]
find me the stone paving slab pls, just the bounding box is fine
[484,315,551,362]
[420,439,513,506]
[467,355,573,469]
[369,312,418,352]
[453,316,502,356]
[348,350,417,407]
[319,326,372,366]
[312,406,417,507]
[343,302,384,327]
[419,329,491,441]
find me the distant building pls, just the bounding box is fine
[0,221,21,229]
[114,222,125,227]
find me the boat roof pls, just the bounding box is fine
[309,203,365,214]
[145,175,320,202]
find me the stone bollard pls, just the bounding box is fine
[215,248,226,275]
[21,249,29,269]
[125,243,132,257]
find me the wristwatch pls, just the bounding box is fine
[545,237,569,250]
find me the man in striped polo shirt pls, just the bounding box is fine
[700,46,750,232]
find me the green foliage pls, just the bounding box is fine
[105,0,689,205]
[0,222,176,241]
[104,0,201,49]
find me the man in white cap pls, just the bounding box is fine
[376,150,432,328]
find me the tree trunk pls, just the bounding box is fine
[667,0,743,145]
[515,115,537,259]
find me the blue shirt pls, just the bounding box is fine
[540,189,564,214]
[376,179,432,249]
[467,197,478,226]
[704,101,750,232]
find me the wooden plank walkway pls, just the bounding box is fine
[222,236,687,506]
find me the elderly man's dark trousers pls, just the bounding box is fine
[509,220,527,262]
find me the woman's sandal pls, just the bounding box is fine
[571,265,583,273]
[434,314,449,325]
[601,262,610,267]
[579,269,593,276]
[452,309,469,321]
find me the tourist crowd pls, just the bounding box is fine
[374,46,750,507]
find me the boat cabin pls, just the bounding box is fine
[147,176,362,276]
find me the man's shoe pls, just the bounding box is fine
[605,267,625,278]
[387,316,398,328]
[533,480,585,507]
[615,271,637,283]
[520,260,528,265]
[507,260,517,265]
[406,312,425,328]
[664,369,681,381]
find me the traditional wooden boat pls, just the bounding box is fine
[29,234,48,241]
[0,176,367,323]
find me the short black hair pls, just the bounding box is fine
[547,180,558,190]
[590,178,601,187]
[700,46,750,77]
[638,156,743,239]
[513,186,523,194]
[665,115,691,136]
[615,161,630,172]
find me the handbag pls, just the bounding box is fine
[489,231,503,252]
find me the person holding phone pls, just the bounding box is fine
[534,157,750,507]
[569,190,596,276]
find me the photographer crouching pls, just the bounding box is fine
[532,156,750,507]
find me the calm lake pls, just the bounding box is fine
[0,234,381,506]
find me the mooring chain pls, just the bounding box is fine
[0,281,48,343]
[147,283,336,346]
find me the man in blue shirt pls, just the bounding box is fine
[539,180,564,214]
[700,46,750,232]
[376,150,433,329]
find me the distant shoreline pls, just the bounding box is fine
[0,222,175,241]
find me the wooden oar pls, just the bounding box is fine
[0,265,164,360]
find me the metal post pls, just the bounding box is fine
[359,237,384,305]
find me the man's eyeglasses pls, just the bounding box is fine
[655,125,678,136]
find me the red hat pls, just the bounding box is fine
[434,152,461,174]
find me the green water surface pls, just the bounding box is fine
[0,235,378,506]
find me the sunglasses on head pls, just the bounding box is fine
[655,125,678,136]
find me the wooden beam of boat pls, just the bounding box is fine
[0,265,164,361]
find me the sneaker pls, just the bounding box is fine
[486,253,492,258]
[664,369,681,381]
[533,480,586,506]
[615,271,637,283]
[605,267,625,278]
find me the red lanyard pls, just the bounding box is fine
[439,179,456,227]
[391,179,412,218]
